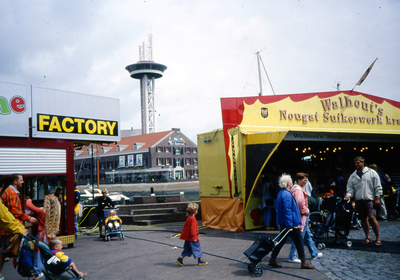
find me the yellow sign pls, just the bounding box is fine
[37,114,118,136]
[240,93,400,134]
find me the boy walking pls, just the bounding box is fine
[176,203,208,266]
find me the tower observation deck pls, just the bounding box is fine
[125,34,167,135]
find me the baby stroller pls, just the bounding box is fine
[239,228,292,277]
[387,173,400,220]
[309,196,352,249]
[103,208,124,241]
[23,234,85,280]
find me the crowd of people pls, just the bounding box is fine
[0,174,86,280]
[259,156,385,269]
[0,155,389,277]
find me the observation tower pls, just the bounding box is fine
[125,34,167,134]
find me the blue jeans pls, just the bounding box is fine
[288,216,318,260]
[75,214,79,235]
[33,239,47,275]
[263,207,273,227]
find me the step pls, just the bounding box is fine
[130,208,177,215]
[120,212,186,224]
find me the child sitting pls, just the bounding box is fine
[176,203,208,266]
[105,210,122,230]
[49,238,87,278]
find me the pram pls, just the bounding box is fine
[309,196,352,249]
[23,234,85,280]
[239,228,292,277]
[103,208,124,241]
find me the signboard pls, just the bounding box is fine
[127,155,134,167]
[0,82,30,137]
[32,86,120,142]
[136,154,143,166]
[119,156,125,167]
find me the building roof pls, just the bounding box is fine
[75,130,172,157]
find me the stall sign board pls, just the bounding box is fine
[32,86,120,142]
[0,82,30,137]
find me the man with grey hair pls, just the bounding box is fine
[344,156,382,246]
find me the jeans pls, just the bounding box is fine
[33,239,47,275]
[288,216,318,260]
[75,214,79,235]
[263,207,273,227]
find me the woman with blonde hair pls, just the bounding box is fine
[96,189,116,238]
[26,194,61,279]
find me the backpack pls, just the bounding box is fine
[17,239,35,278]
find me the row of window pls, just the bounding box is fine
[156,157,197,167]
[78,169,198,184]
[156,147,197,154]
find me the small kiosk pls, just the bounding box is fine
[0,81,120,245]
[198,90,400,231]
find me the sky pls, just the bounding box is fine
[1,0,399,143]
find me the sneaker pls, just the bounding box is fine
[311,252,323,261]
[198,259,208,265]
[176,257,185,266]
[288,258,301,263]
[301,262,315,269]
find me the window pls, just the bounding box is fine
[157,147,162,153]
[193,158,198,165]
[166,158,171,166]
[176,158,181,167]
[158,158,162,166]
[175,147,181,155]
[101,162,105,169]
[186,148,190,154]
[186,158,190,165]
[165,147,171,153]
[193,148,197,153]
[107,162,113,169]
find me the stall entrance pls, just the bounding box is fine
[24,175,67,234]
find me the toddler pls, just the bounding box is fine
[49,238,87,278]
[176,203,208,266]
[105,210,122,230]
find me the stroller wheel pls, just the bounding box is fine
[106,235,110,241]
[254,267,263,277]
[317,243,325,250]
[346,240,352,247]
[248,263,255,273]
[388,210,399,220]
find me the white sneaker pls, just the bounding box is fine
[311,252,323,260]
[288,258,301,263]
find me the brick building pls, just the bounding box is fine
[74,128,198,184]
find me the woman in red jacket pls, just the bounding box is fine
[176,203,208,266]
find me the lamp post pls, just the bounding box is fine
[91,144,94,203]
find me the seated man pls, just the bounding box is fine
[105,210,122,230]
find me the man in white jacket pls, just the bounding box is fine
[344,156,382,246]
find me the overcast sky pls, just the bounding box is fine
[1,1,399,143]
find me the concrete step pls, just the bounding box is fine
[130,208,177,215]
[120,212,186,225]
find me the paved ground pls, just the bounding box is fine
[2,219,399,280]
